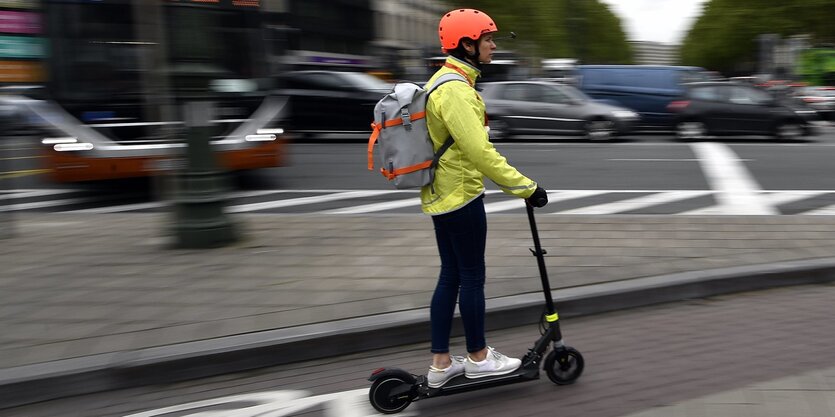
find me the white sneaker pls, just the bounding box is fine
[465,347,522,379]
[427,355,466,388]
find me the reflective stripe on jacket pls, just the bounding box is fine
[420,56,537,215]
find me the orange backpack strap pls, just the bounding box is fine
[368,112,428,171]
[367,122,381,170]
[380,160,433,180]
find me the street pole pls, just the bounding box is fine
[167,7,238,248]
[170,96,238,248]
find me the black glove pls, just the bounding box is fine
[526,186,548,208]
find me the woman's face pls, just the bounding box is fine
[477,34,496,64]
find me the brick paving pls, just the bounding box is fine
[2,212,835,371]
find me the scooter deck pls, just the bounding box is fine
[423,365,540,398]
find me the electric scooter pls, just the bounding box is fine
[368,202,584,414]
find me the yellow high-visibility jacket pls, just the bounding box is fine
[421,56,537,215]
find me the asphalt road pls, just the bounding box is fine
[5,128,835,215]
[3,283,833,417]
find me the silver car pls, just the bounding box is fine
[479,81,639,141]
[796,86,835,121]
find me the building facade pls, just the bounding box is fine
[629,41,679,65]
[262,0,447,78]
[370,0,448,80]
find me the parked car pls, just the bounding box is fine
[479,81,639,141]
[575,65,709,128]
[273,70,392,136]
[796,86,835,121]
[668,82,818,140]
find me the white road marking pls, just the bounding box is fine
[66,190,286,214]
[9,188,835,216]
[690,142,777,215]
[123,388,416,417]
[677,206,729,215]
[801,204,835,215]
[608,158,752,162]
[762,190,829,206]
[320,195,420,214]
[485,190,606,213]
[491,141,835,147]
[6,189,76,198]
[227,190,392,213]
[555,191,712,215]
[68,201,166,214]
[317,191,420,214]
[3,197,98,211]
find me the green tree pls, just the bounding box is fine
[443,0,633,64]
[680,0,835,75]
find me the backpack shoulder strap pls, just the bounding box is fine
[425,72,468,168]
[426,72,468,97]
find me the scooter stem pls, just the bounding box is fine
[525,203,557,315]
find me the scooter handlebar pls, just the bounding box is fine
[531,197,548,208]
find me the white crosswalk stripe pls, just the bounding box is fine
[691,142,777,215]
[762,190,829,206]
[227,190,392,213]
[4,196,98,211]
[553,191,712,215]
[67,190,285,214]
[3,189,77,199]
[67,201,166,214]
[802,204,835,215]
[485,190,606,213]
[319,193,420,214]
[6,189,835,216]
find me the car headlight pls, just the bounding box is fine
[794,110,816,115]
[612,110,638,119]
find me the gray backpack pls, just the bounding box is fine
[367,73,467,189]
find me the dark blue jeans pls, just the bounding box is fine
[430,195,487,354]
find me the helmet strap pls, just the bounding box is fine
[463,38,483,69]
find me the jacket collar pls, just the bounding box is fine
[445,56,481,85]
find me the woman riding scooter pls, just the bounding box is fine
[421,8,549,389]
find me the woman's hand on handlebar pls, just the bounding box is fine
[526,186,548,208]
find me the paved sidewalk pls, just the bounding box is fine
[622,364,835,417]
[3,212,835,408]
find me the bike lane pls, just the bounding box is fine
[3,283,834,417]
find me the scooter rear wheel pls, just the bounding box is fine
[544,347,584,385]
[369,376,413,414]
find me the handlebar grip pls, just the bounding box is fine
[527,197,547,208]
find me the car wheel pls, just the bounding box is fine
[585,119,614,141]
[774,120,804,141]
[488,118,510,141]
[676,120,707,141]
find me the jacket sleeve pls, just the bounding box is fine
[435,82,537,198]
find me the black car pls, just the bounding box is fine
[274,70,392,137]
[479,81,639,141]
[669,82,818,140]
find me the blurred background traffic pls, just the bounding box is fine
[3,2,835,413]
[0,0,833,185]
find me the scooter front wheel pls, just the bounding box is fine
[369,376,413,414]
[544,347,584,385]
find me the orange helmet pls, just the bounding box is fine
[438,9,498,52]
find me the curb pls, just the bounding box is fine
[3,258,835,409]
